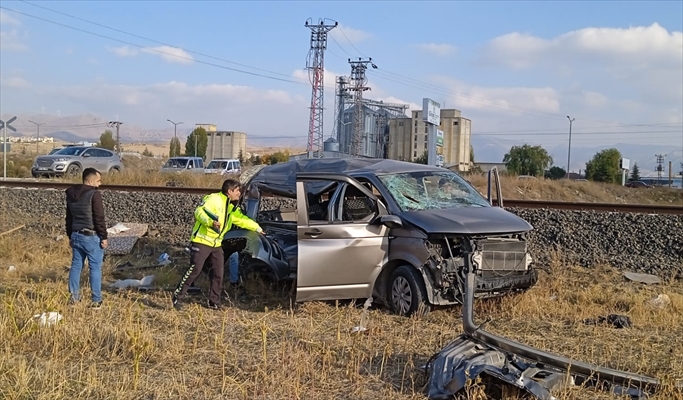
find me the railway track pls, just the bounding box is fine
[1,179,682,215]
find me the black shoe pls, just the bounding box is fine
[90,301,102,310]
[207,300,222,310]
[172,295,183,311]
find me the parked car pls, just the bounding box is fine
[160,156,205,173]
[32,146,123,178]
[625,180,654,188]
[205,158,241,175]
[222,158,538,316]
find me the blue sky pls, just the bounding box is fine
[1,0,682,170]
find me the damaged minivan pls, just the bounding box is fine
[222,158,538,316]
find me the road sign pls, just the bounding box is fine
[2,115,17,180]
[0,116,17,132]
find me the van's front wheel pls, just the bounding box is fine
[388,265,430,317]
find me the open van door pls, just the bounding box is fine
[487,166,504,207]
[295,173,390,302]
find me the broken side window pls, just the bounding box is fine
[337,183,378,223]
[304,180,339,224]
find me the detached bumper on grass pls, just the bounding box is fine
[426,251,672,400]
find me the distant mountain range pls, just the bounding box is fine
[2,112,680,176]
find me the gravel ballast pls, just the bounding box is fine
[2,187,681,278]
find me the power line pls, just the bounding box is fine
[19,0,300,81]
[0,6,309,86]
[473,130,682,137]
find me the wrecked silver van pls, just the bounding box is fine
[223,158,538,316]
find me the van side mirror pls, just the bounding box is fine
[379,215,402,229]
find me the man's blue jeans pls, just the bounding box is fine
[228,252,239,284]
[68,232,104,302]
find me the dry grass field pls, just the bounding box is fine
[0,209,682,400]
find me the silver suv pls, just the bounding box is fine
[32,146,123,178]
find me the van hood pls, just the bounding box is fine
[398,206,532,235]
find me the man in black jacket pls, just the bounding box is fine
[66,167,108,308]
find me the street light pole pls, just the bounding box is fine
[167,119,183,139]
[28,120,46,155]
[566,116,575,178]
[167,119,183,157]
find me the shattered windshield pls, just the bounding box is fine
[377,171,490,211]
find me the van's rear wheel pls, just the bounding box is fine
[388,265,430,317]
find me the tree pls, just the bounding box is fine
[414,149,428,165]
[585,148,622,183]
[185,127,208,158]
[546,166,566,180]
[503,144,553,176]
[238,149,245,164]
[470,144,475,164]
[169,137,182,157]
[268,150,290,165]
[98,130,116,151]
[142,147,154,157]
[630,162,641,181]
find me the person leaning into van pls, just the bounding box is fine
[172,179,264,310]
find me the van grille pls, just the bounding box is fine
[476,238,529,271]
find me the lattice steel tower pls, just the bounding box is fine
[332,76,351,141]
[305,18,337,157]
[347,57,374,156]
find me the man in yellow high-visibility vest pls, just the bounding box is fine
[172,179,263,310]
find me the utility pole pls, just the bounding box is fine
[655,154,665,186]
[332,76,351,143]
[107,120,123,155]
[566,116,575,178]
[28,120,46,156]
[348,57,375,156]
[167,119,183,139]
[305,18,337,158]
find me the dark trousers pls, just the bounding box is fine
[174,242,224,305]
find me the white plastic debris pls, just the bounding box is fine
[109,275,155,289]
[351,297,373,333]
[157,253,172,265]
[107,223,131,235]
[650,294,671,309]
[8,265,16,272]
[623,271,661,285]
[33,312,63,327]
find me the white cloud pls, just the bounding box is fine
[41,81,295,107]
[434,77,561,115]
[329,24,371,48]
[0,10,21,26]
[108,45,139,57]
[140,45,193,64]
[481,23,682,68]
[0,76,31,89]
[0,29,27,51]
[86,58,99,65]
[107,45,194,64]
[416,43,457,57]
[292,68,345,91]
[583,91,608,108]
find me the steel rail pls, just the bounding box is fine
[1,180,681,215]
